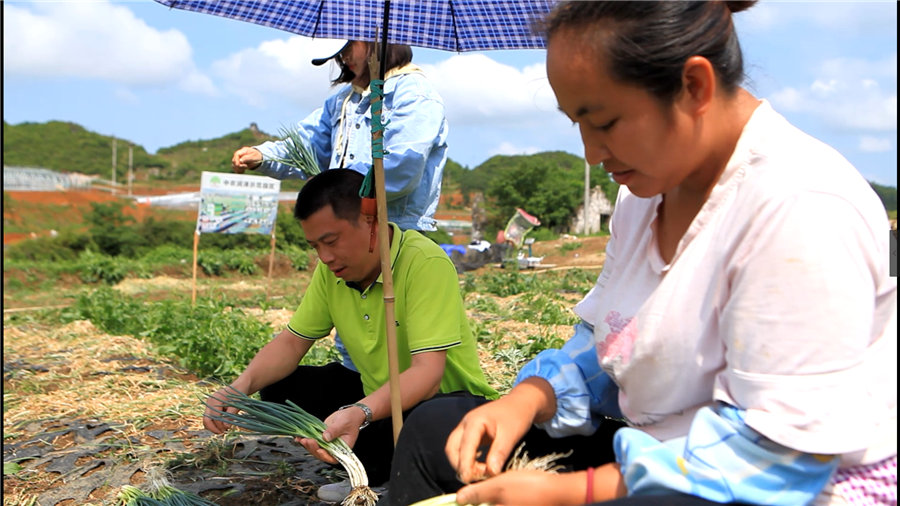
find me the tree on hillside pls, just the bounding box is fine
[441,158,468,188]
[487,159,582,233]
[3,120,167,176]
[87,201,141,257]
[869,181,897,213]
[461,151,618,236]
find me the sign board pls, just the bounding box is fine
[196,171,281,235]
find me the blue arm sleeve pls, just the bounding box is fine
[616,403,839,505]
[515,320,622,438]
[365,76,446,200]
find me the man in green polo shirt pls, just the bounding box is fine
[203,168,497,499]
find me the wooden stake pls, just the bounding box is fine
[369,38,403,445]
[267,232,276,297]
[192,230,199,305]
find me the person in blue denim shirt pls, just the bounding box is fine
[232,39,448,233]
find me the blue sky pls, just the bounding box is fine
[3,0,897,187]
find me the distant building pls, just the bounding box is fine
[2,166,96,191]
[570,186,614,235]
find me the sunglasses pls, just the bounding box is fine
[336,43,353,64]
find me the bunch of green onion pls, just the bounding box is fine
[116,468,217,506]
[265,126,321,177]
[409,443,572,506]
[204,386,378,506]
[409,494,483,506]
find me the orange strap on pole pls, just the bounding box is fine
[361,197,378,253]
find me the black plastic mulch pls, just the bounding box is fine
[3,417,347,506]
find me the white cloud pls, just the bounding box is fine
[859,136,893,153]
[2,1,212,92]
[113,87,139,105]
[742,1,896,35]
[210,42,564,131]
[178,71,218,96]
[768,55,897,132]
[819,55,898,82]
[210,36,345,109]
[770,87,804,110]
[488,141,541,158]
[421,54,557,127]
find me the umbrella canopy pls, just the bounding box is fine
[155,0,552,52]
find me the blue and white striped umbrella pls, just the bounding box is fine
[154,0,552,52]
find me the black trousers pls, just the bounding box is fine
[259,362,401,485]
[385,395,752,506]
[259,363,491,488]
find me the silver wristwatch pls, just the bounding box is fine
[339,402,373,430]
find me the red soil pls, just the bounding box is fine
[3,189,196,246]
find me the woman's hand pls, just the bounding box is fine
[455,464,626,506]
[232,147,263,173]
[445,395,539,483]
[455,470,582,506]
[446,378,557,484]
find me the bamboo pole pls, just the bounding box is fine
[266,232,276,297]
[128,146,134,197]
[191,230,199,305]
[111,138,117,195]
[583,159,590,235]
[369,6,403,444]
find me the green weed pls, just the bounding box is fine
[558,241,582,254]
[466,295,502,316]
[472,270,544,297]
[514,329,566,360]
[512,293,579,326]
[61,288,273,380]
[281,243,311,271]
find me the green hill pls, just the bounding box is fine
[3,120,896,215]
[2,120,169,177]
[2,120,277,186]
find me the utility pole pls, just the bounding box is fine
[111,138,117,195]
[583,159,591,235]
[128,145,133,197]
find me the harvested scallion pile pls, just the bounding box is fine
[409,494,480,506]
[117,467,217,505]
[204,386,378,506]
[409,442,572,506]
[266,126,321,177]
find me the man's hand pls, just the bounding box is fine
[203,386,243,434]
[232,147,263,173]
[295,437,339,464]
[294,405,365,465]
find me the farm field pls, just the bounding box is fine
[3,188,609,506]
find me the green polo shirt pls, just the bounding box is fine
[287,223,497,400]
